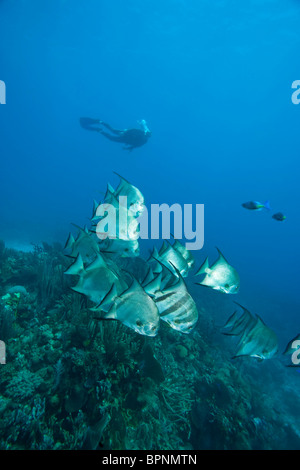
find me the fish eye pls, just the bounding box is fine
[136,320,142,327]
[151,325,157,331]
[224,283,230,289]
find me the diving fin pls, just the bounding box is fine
[80,117,102,130]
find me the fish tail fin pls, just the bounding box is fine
[195,257,209,276]
[264,200,271,211]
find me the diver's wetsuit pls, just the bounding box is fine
[80,118,151,151]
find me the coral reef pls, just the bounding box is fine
[0,242,300,449]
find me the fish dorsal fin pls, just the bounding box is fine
[254,314,266,327]
[64,233,75,250]
[172,238,182,248]
[107,265,121,283]
[91,200,101,221]
[107,182,115,194]
[99,283,118,307]
[152,246,160,259]
[195,257,210,276]
[233,302,252,317]
[152,261,163,274]
[144,272,162,296]
[222,310,239,330]
[114,172,132,195]
[64,253,85,276]
[103,186,119,207]
[113,171,130,185]
[85,252,107,272]
[214,247,229,266]
[147,246,160,265]
[72,225,90,243]
[168,260,182,279]
[163,262,185,292]
[159,241,168,256]
[103,183,114,201]
[109,190,119,205]
[72,223,89,234]
[163,275,184,293]
[142,267,154,286]
[120,274,143,297]
[152,255,172,276]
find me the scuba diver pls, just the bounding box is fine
[80,117,151,151]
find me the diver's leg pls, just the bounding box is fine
[100,122,123,135]
[99,131,123,142]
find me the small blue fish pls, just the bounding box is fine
[242,200,271,211]
[272,212,286,222]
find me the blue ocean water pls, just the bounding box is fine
[0,0,300,450]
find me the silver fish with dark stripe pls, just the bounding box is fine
[154,275,198,334]
[223,304,278,360]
